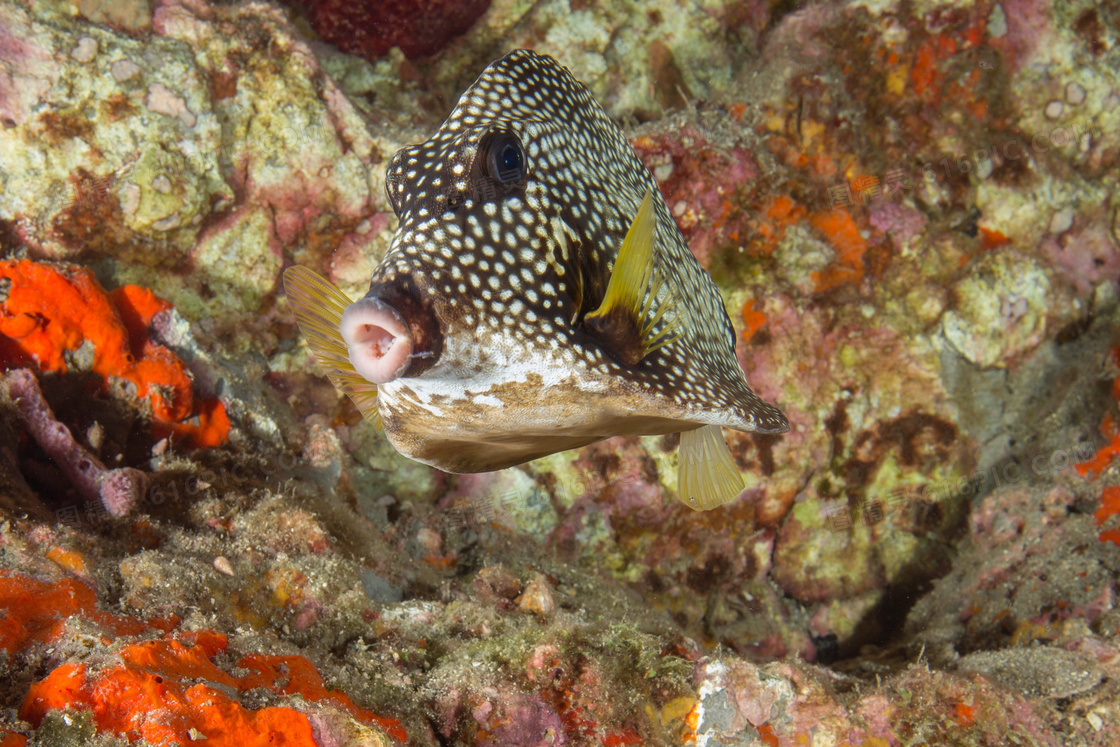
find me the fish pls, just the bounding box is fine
[283,49,789,510]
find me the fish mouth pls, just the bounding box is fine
[340,298,414,384]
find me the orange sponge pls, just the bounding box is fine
[5,573,407,744]
[0,259,228,448]
[0,571,176,654]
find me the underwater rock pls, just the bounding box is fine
[632,120,762,267]
[941,251,1067,368]
[957,647,1103,700]
[0,0,387,325]
[905,478,1120,665]
[424,0,744,122]
[0,3,226,265]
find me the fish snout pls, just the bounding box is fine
[341,297,414,384]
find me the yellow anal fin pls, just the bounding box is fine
[677,425,745,511]
[282,266,382,430]
[583,188,682,366]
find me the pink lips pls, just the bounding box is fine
[340,298,413,384]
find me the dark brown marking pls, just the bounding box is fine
[581,304,646,367]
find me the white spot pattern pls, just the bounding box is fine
[376,50,787,432]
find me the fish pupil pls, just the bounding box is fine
[488,134,525,183]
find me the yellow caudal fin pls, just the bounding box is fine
[282,266,382,429]
[583,188,682,366]
[677,425,744,510]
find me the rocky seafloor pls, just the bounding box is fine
[1,0,1120,744]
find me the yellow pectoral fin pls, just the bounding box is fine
[282,266,382,429]
[583,188,681,366]
[677,425,745,511]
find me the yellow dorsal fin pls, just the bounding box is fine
[282,266,382,430]
[583,189,682,365]
[677,425,745,510]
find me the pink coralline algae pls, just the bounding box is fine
[470,691,566,747]
[632,128,760,267]
[0,16,55,126]
[868,201,927,245]
[1039,216,1120,296]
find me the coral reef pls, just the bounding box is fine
[1,0,1120,744]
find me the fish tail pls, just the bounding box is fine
[282,266,382,429]
[677,425,744,510]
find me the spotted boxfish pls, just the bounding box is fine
[284,49,788,510]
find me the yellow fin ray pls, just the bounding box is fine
[584,188,682,362]
[282,266,382,429]
[638,269,682,354]
[677,425,744,510]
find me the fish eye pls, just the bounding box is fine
[487,133,525,184]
